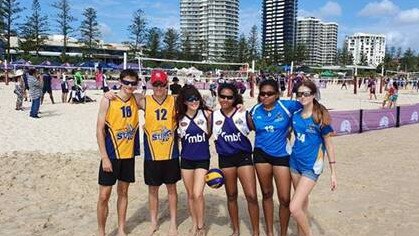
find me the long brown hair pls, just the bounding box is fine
[298,80,331,126]
[175,85,209,123]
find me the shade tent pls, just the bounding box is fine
[11,59,27,65]
[117,63,140,70]
[40,60,61,66]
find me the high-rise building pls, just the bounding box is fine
[296,17,338,66]
[345,33,386,67]
[262,0,298,62]
[180,0,239,61]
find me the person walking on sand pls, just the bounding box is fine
[289,80,337,236]
[175,85,212,236]
[41,69,55,104]
[13,69,25,111]
[27,68,43,118]
[96,69,140,236]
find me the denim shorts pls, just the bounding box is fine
[290,167,320,182]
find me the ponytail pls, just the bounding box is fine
[312,99,331,126]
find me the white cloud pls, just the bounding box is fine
[99,22,112,39]
[397,8,419,24]
[319,1,342,17]
[358,0,399,17]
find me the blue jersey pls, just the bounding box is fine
[212,109,252,156]
[291,110,333,174]
[177,109,210,161]
[251,100,301,157]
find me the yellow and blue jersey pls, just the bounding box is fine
[105,96,140,159]
[144,95,179,161]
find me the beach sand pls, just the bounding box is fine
[1,82,419,235]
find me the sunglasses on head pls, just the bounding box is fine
[219,94,234,100]
[186,95,199,102]
[259,91,276,97]
[296,91,313,98]
[152,82,167,88]
[120,79,138,86]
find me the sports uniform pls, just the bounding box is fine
[99,96,140,186]
[251,100,301,166]
[290,110,334,181]
[212,109,253,168]
[177,109,210,170]
[143,95,180,185]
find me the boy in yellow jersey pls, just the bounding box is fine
[96,69,140,236]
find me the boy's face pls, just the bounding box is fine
[120,76,138,94]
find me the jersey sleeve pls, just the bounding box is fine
[321,124,334,136]
[283,100,303,114]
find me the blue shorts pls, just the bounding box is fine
[289,166,320,182]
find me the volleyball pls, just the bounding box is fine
[205,168,225,189]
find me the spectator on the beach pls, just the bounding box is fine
[389,82,399,108]
[209,80,217,97]
[61,71,69,103]
[96,69,140,236]
[41,69,55,104]
[74,69,84,88]
[169,76,182,95]
[236,79,246,95]
[102,70,109,93]
[13,69,25,111]
[279,74,287,96]
[95,68,103,89]
[22,68,29,101]
[250,79,302,236]
[341,79,348,90]
[139,77,147,95]
[369,78,377,100]
[290,79,337,236]
[27,68,42,118]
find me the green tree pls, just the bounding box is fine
[193,39,208,61]
[52,0,76,61]
[248,25,259,61]
[162,28,179,59]
[223,36,238,62]
[2,0,23,61]
[128,9,147,55]
[146,27,161,58]
[237,33,248,62]
[400,48,416,71]
[283,44,295,65]
[80,7,101,58]
[294,44,308,65]
[180,31,192,60]
[396,47,402,59]
[20,0,48,56]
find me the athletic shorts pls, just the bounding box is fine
[218,152,253,169]
[61,83,69,93]
[181,158,210,170]
[98,158,135,186]
[144,159,181,186]
[253,148,290,167]
[290,167,320,182]
[43,87,52,94]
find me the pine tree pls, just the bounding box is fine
[180,32,192,60]
[52,0,76,61]
[162,28,179,59]
[248,25,259,61]
[128,9,147,55]
[80,7,101,58]
[146,27,161,58]
[2,0,23,61]
[20,0,48,56]
[237,33,249,62]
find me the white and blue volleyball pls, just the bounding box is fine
[205,168,225,189]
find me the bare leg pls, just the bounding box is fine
[116,181,130,236]
[238,165,260,236]
[148,185,160,235]
[193,169,208,232]
[273,167,291,236]
[290,175,316,236]
[222,167,240,235]
[166,183,178,235]
[181,169,197,234]
[97,185,112,236]
[255,163,274,236]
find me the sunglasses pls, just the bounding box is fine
[186,95,199,102]
[296,91,313,98]
[259,91,276,97]
[152,82,167,88]
[219,94,234,100]
[121,79,138,86]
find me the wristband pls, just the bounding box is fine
[329,161,336,164]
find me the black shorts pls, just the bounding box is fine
[98,158,135,186]
[43,87,52,94]
[253,148,289,167]
[144,159,181,186]
[181,158,210,170]
[61,83,68,93]
[218,152,253,169]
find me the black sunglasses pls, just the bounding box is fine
[120,79,138,86]
[259,91,276,97]
[186,95,200,102]
[296,91,313,98]
[219,94,234,100]
[152,82,167,88]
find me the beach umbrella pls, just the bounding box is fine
[60,62,73,68]
[11,59,26,65]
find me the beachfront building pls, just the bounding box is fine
[296,17,338,66]
[262,0,298,62]
[8,35,130,63]
[180,0,239,61]
[345,33,386,67]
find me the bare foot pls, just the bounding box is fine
[117,230,126,236]
[195,226,205,236]
[168,223,178,236]
[188,225,197,236]
[230,232,240,236]
[147,223,159,236]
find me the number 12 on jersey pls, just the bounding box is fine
[155,109,167,120]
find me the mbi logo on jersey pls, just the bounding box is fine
[221,132,242,142]
[185,132,206,143]
[152,127,172,142]
[116,125,136,140]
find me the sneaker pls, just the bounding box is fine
[30,115,41,118]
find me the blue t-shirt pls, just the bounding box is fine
[251,100,301,157]
[291,110,333,173]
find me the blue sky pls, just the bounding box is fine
[19,0,419,50]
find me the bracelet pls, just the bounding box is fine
[329,161,336,164]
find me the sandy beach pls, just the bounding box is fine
[1,82,419,236]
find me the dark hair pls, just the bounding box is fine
[297,80,331,126]
[175,85,209,123]
[28,68,37,76]
[257,79,279,103]
[119,69,139,81]
[217,83,243,107]
[392,81,398,90]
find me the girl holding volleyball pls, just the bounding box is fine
[175,85,211,236]
[250,79,302,236]
[289,80,337,236]
[210,83,260,236]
